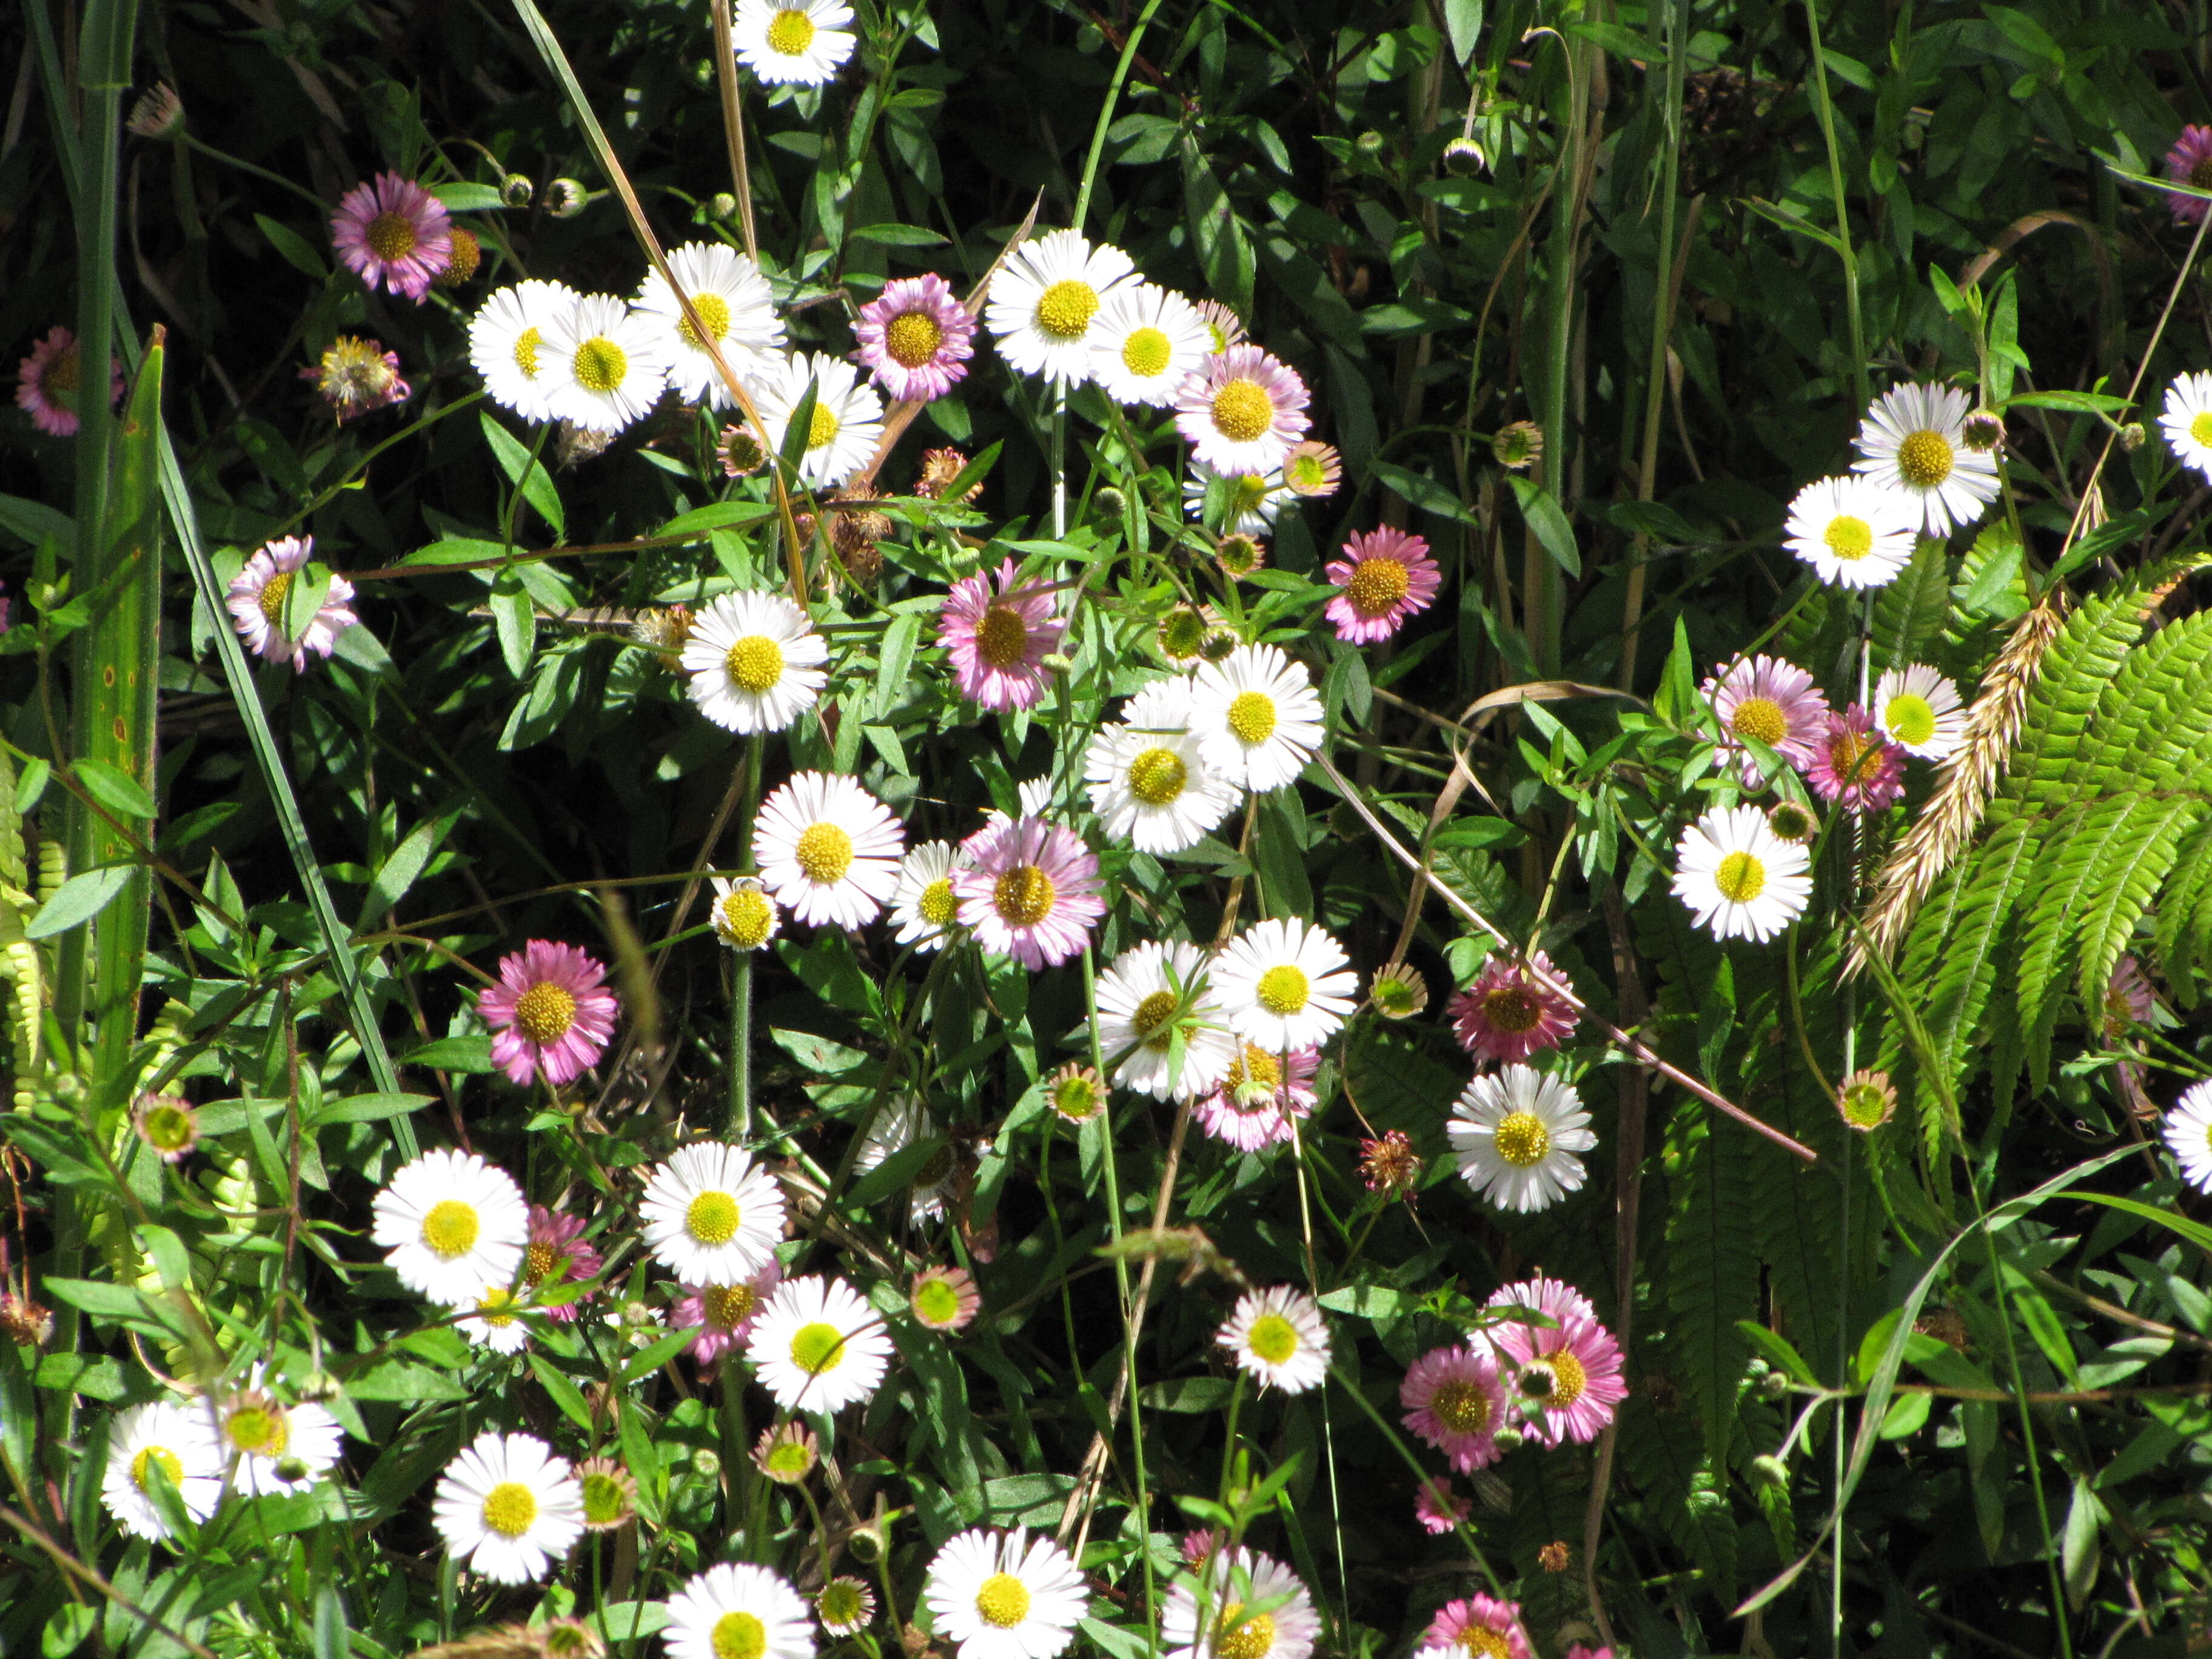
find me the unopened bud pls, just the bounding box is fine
[1758,1370,1790,1399]
[711,193,739,221]
[500,173,534,208]
[2119,421,2147,453]
[1443,136,1486,176]
[544,178,589,218]
[1093,486,1127,518]
[1490,1424,1525,1454]
[691,1448,722,1480]
[1356,130,1386,155]
[1039,652,1074,674]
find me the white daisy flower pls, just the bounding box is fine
[923,1526,1088,1659]
[748,1275,893,1413]
[102,1400,224,1540]
[1782,474,1919,589]
[541,292,670,435]
[431,1430,585,1584]
[1850,381,2000,538]
[852,1096,956,1224]
[733,0,856,85]
[752,771,906,929]
[1089,283,1214,407]
[2160,372,2212,484]
[635,241,786,407]
[1188,643,1325,793]
[468,280,580,423]
[1162,1548,1319,1659]
[1671,804,1812,943]
[890,840,968,950]
[665,1561,819,1659]
[207,1385,344,1497]
[1448,1064,1598,1214]
[369,1148,530,1308]
[640,1141,788,1285]
[2161,1079,2212,1193]
[711,875,781,951]
[1216,1286,1331,1394]
[1872,663,1966,760]
[1213,919,1358,1053]
[748,350,884,489]
[982,229,1138,386]
[1184,461,1289,535]
[457,1285,533,1355]
[680,589,828,734]
[1094,939,1238,1101]
[1084,682,1240,854]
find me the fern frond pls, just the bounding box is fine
[1872,534,1953,675]
[1665,1114,1758,1475]
[2157,822,2212,1000]
[2071,795,2200,1021]
[1901,814,2039,1122]
[1616,1393,1740,1599]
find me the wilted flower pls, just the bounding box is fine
[1805,705,1906,814]
[1962,408,2005,452]
[301,336,409,422]
[916,446,982,501]
[1537,1540,1571,1574]
[1359,1130,1421,1196]
[127,84,186,139]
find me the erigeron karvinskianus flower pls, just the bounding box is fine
[1214,531,1266,579]
[1194,1044,1319,1152]
[749,1274,893,1412]
[680,589,827,733]
[1671,804,1813,943]
[207,1383,342,1497]
[16,325,122,438]
[1447,950,1578,1063]
[102,1399,224,1540]
[674,1261,783,1363]
[939,558,1067,711]
[2160,370,2212,483]
[469,281,580,423]
[1450,1064,1597,1214]
[641,1141,787,1285]
[2163,125,2212,224]
[330,172,451,302]
[1090,283,1213,407]
[1484,1276,1627,1445]
[664,1561,817,1659]
[301,335,408,421]
[432,1431,584,1584]
[1325,527,1442,644]
[458,1286,532,1354]
[1837,1068,1899,1132]
[734,0,856,84]
[925,1526,1089,1659]
[748,350,884,488]
[1094,940,1237,1101]
[1872,663,1966,760]
[1415,1479,1472,1535]
[478,940,619,1086]
[951,816,1104,970]
[133,1094,199,1162]
[1400,1344,1509,1471]
[225,534,359,672]
[1782,474,1919,589]
[1213,918,1356,1053]
[754,1421,819,1484]
[982,228,1138,386]
[1047,1062,1105,1124]
[853,1096,956,1224]
[1282,440,1342,499]
[435,225,480,287]
[370,1147,529,1307]
[1369,962,1429,1019]
[752,771,906,929]
[542,293,669,434]
[890,840,968,950]
[1851,381,2000,538]
[1703,654,1829,786]
[1416,1595,1533,1659]
[575,1456,636,1531]
[1806,705,1905,814]
[818,1578,877,1636]
[856,273,976,402]
[635,241,784,406]
[1217,1285,1330,1393]
[1161,1547,1318,1659]
[911,1265,982,1332]
[1189,643,1325,792]
[1175,344,1311,475]
[2162,1080,2212,1193]
[710,876,780,951]
[522,1205,601,1319]
[1184,460,1291,535]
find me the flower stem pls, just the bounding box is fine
[1071,0,1166,233]
[1800,0,1869,414]
[727,733,765,1141]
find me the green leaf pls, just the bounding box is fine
[1506,475,1582,577]
[309,1092,433,1127]
[313,1586,349,1659]
[255,213,327,280]
[1181,136,1255,315]
[27,865,135,939]
[359,815,449,929]
[429,183,506,212]
[489,577,536,678]
[1370,461,1477,525]
[401,1034,498,1073]
[73,757,156,820]
[345,1360,471,1402]
[479,412,565,541]
[283,560,335,648]
[848,222,948,247]
[529,1353,598,1434]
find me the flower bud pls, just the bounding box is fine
[1093,485,1127,519]
[1490,1424,1525,1453]
[1356,130,1387,155]
[711,192,739,221]
[1443,136,1487,176]
[500,173,534,208]
[1758,1370,1790,1399]
[2119,421,2147,453]
[544,178,589,218]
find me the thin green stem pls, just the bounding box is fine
[1071,0,1167,232]
[1979,1224,2074,1659]
[727,734,764,1141]
[1800,0,1869,413]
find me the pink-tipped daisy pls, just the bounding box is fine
[1486,1272,1600,1329]
[1174,344,1311,475]
[1446,950,1578,1063]
[1324,527,1443,644]
[910,1265,981,1332]
[1805,704,1905,813]
[855,273,976,403]
[330,172,452,303]
[1415,1479,1472,1537]
[1399,1344,1509,1473]
[950,816,1104,969]
[673,1261,783,1364]
[1703,654,1830,786]
[1193,1044,1319,1153]
[301,336,409,422]
[224,534,360,672]
[1419,1595,1533,1659]
[938,558,1065,711]
[477,940,620,1087]
[522,1205,602,1320]
[2165,125,2212,224]
[16,325,121,437]
[1483,1280,1626,1446]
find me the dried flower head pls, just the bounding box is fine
[301,336,409,423]
[555,420,616,468]
[753,1421,819,1485]
[717,424,768,477]
[915,447,982,503]
[127,84,186,140]
[1493,420,1543,470]
[1837,1068,1897,1132]
[1537,1540,1571,1574]
[133,1094,199,1162]
[629,603,695,656]
[1368,962,1429,1019]
[1962,408,2005,453]
[1359,1129,1421,1196]
[0,1291,53,1348]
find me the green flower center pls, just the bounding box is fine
[572,337,629,395]
[1895,428,1954,488]
[1714,850,1766,904]
[914,1276,964,1326]
[1226,690,1277,745]
[1492,1110,1550,1168]
[581,1470,631,1526]
[515,981,577,1044]
[992,865,1056,928]
[142,1102,195,1152]
[1840,1082,1891,1128]
[1345,556,1410,617]
[685,1190,741,1247]
[675,291,732,350]
[1034,280,1099,341]
[725,635,784,694]
[1127,746,1187,805]
[481,1481,537,1538]
[764,7,816,56]
[884,310,943,369]
[1245,1312,1299,1366]
[789,1320,846,1375]
[1255,964,1309,1016]
[974,604,1030,668]
[712,1611,767,1659]
[794,822,855,883]
[1286,452,1327,491]
[364,211,417,263]
[765,1438,814,1478]
[225,1405,286,1456]
[975,1573,1031,1629]
[1822,514,1873,561]
[1121,326,1171,378]
[1210,378,1275,444]
[1884,692,1936,747]
[819,1583,865,1626]
[421,1199,480,1259]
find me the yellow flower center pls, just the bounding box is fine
[974,604,1031,669]
[526,1239,559,1280]
[1529,1350,1588,1408]
[515,981,578,1044]
[364,210,418,263]
[421,1199,481,1259]
[794,822,856,884]
[1245,1312,1299,1366]
[675,291,732,350]
[1430,1378,1493,1435]
[914,1276,964,1326]
[685,1190,741,1246]
[512,327,543,380]
[918,878,957,927]
[1884,693,1936,748]
[1225,1044,1282,1093]
[1035,280,1099,341]
[765,6,816,56]
[1127,746,1187,805]
[704,1281,757,1326]
[1730,696,1788,746]
[1895,428,1954,488]
[2193,411,2212,447]
[1828,727,1876,783]
[975,1573,1032,1629]
[718,888,776,950]
[993,865,1056,928]
[258,571,295,628]
[476,1286,518,1326]
[1210,378,1275,444]
[712,1612,767,1659]
[1226,691,1277,745]
[47,343,81,397]
[883,309,943,368]
[581,1470,631,1526]
[481,1481,537,1538]
[1345,555,1410,618]
[225,1405,287,1456]
[132,1444,184,1492]
[1121,326,1172,378]
[1255,964,1309,1016]
[725,635,785,694]
[1714,850,1766,904]
[1492,1110,1550,1168]
[1822,514,1873,561]
[572,337,629,395]
[1215,1607,1276,1659]
[1457,1629,1513,1659]
[805,401,841,450]
[1481,982,1540,1033]
[789,1320,846,1374]
[1131,989,1180,1050]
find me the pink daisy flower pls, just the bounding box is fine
[672,1261,782,1364]
[2165,126,2212,224]
[1414,1478,1471,1536]
[1486,1273,1600,1329]
[1484,1279,1626,1446]
[1420,1595,1533,1659]
[1806,704,1905,813]
[1324,526,1443,644]
[330,172,452,303]
[300,335,409,422]
[522,1205,602,1321]
[16,324,122,438]
[937,558,1065,711]
[476,940,620,1087]
[1179,1527,1224,1567]
[1174,343,1310,474]
[950,816,1103,969]
[1703,654,1830,787]
[854,273,976,403]
[1399,1344,1509,1472]
[1192,1043,1319,1153]
[1447,949,1579,1064]
[224,534,360,672]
